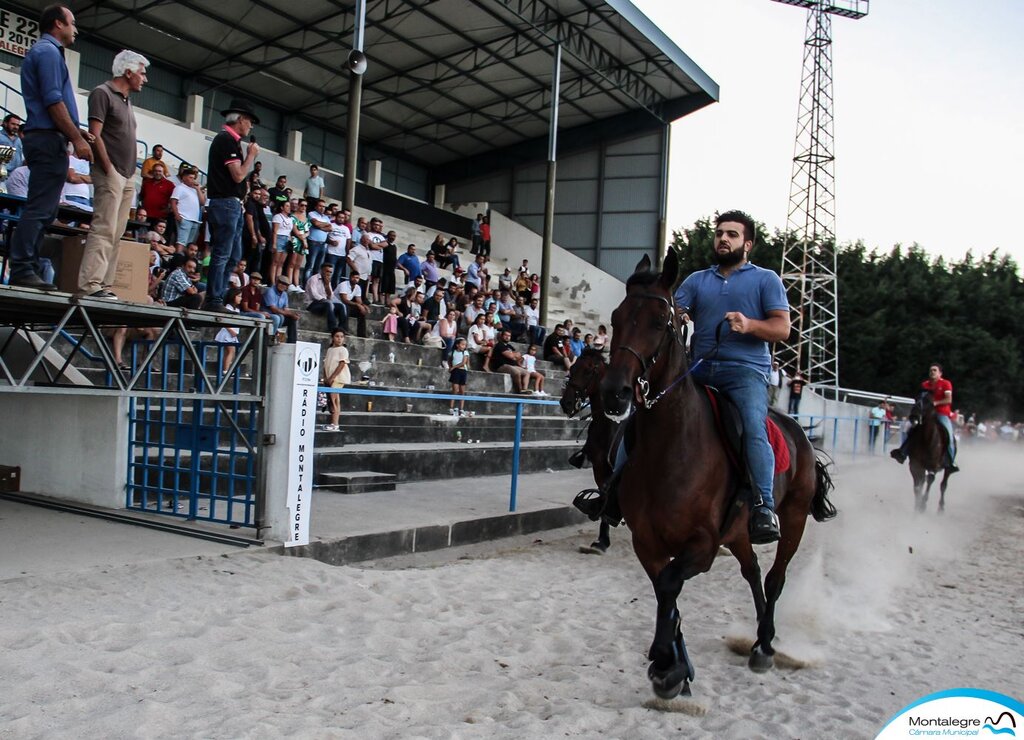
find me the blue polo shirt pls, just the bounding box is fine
[674,262,790,374]
[397,252,422,280]
[21,34,79,132]
[264,285,289,311]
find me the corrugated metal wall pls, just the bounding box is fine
[78,39,186,123]
[445,128,665,278]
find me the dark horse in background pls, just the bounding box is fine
[904,392,954,513]
[599,251,836,699]
[560,348,617,554]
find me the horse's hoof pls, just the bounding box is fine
[748,645,775,673]
[648,662,691,700]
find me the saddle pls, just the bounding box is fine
[604,386,790,479]
[700,384,791,476]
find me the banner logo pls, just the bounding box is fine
[877,689,1023,739]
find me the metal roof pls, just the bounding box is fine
[29,0,718,167]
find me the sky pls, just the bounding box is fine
[633,0,1024,265]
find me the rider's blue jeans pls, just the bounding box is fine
[936,414,957,464]
[692,361,775,510]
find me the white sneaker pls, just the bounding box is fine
[536,390,548,396]
[288,285,304,294]
[450,408,459,416]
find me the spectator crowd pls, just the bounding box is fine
[0,6,612,428]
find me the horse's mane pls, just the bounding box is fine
[580,347,607,363]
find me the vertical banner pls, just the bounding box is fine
[284,342,319,547]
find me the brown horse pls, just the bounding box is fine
[905,393,953,513]
[599,251,836,699]
[560,348,617,553]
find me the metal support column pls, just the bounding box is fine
[539,44,560,328]
[343,0,367,214]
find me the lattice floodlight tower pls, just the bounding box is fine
[772,0,868,393]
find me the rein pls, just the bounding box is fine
[640,320,729,409]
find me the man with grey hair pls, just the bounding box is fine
[204,98,259,312]
[78,48,148,298]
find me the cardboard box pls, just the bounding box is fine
[58,236,151,303]
[0,465,20,493]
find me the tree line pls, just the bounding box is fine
[670,217,1023,420]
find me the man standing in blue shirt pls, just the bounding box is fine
[8,5,93,290]
[675,210,791,543]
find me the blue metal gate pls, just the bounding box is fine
[125,337,265,529]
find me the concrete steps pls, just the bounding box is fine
[316,471,397,494]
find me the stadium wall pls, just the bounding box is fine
[444,127,669,279]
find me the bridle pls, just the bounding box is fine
[612,292,687,409]
[562,355,606,417]
[612,291,728,410]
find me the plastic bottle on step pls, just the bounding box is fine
[387,351,395,363]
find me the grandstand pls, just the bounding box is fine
[0,0,719,546]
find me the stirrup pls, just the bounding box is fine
[573,489,605,521]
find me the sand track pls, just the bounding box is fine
[1,448,1021,739]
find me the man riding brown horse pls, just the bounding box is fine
[890,363,959,473]
[575,210,790,544]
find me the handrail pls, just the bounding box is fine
[809,384,915,406]
[321,385,560,511]
[0,77,188,182]
[158,145,208,181]
[57,328,101,362]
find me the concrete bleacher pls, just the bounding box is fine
[1,57,613,506]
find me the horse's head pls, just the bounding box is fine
[601,250,683,421]
[559,347,607,416]
[909,391,934,427]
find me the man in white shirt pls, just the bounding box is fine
[337,273,369,337]
[365,216,387,303]
[60,154,92,211]
[326,210,352,287]
[403,274,427,296]
[346,237,372,282]
[306,263,347,332]
[525,297,546,346]
[5,164,29,197]
[170,166,205,247]
[768,360,783,406]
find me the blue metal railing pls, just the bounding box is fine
[790,413,903,458]
[319,386,560,512]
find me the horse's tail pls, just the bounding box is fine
[810,453,838,522]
